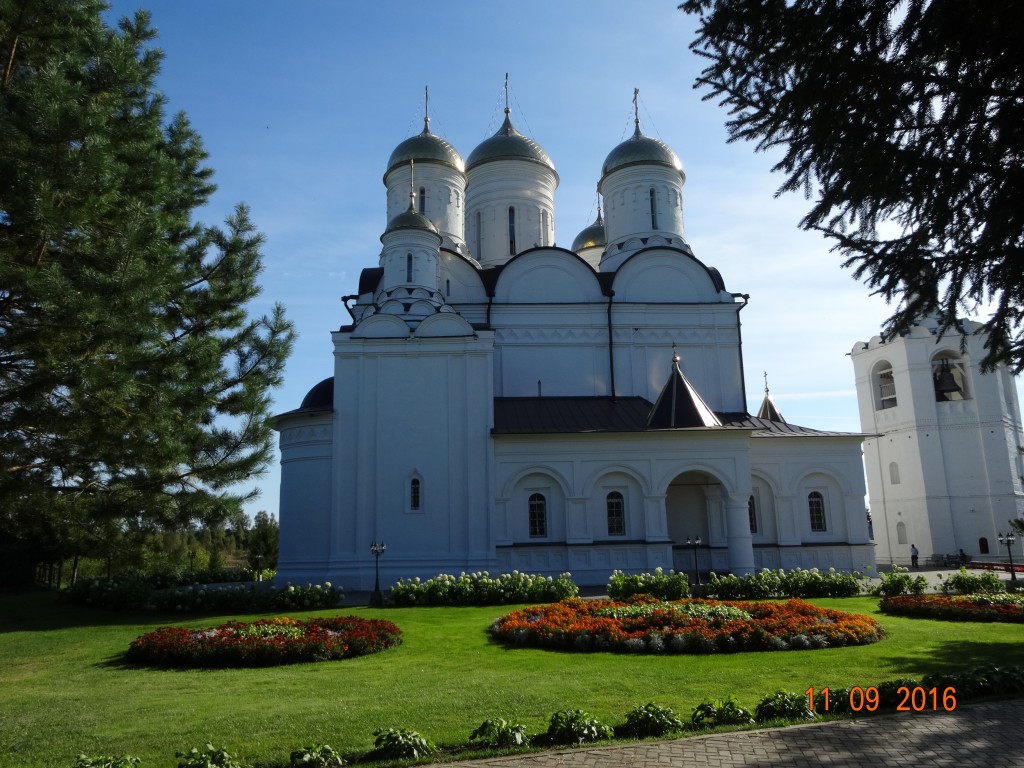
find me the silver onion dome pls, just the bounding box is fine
[602,123,682,178]
[386,125,465,179]
[466,110,557,177]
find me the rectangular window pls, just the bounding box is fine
[606,491,625,536]
[748,494,758,534]
[808,491,826,532]
[528,493,547,538]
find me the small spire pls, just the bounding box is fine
[423,85,430,133]
[672,341,681,365]
[632,87,641,137]
[504,72,510,115]
[763,370,770,394]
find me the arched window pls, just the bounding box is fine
[649,188,658,229]
[896,521,908,545]
[410,478,421,511]
[748,495,758,534]
[508,206,517,255]
[979,537,989,554]
[418,186,426,214]
[541,210,550,246]
[606,491,625,536]
[932,353,970,402]
[872,360,897,410]
[446,278,450,297]
[528,493,547,538]
[406,253,413,283]
[889,462,901,485]
[808,491,826,532]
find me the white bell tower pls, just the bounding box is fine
[851,317,1024,565]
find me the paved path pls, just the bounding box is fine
[423,699,1024,768]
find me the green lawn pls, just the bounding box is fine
[2,592,1022,767]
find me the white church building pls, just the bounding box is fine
[851,318,1024,566]
[273,98,876,590]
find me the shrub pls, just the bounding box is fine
[73,757,141,768]
[289,744,346,767]
[705,568,860,599]
[616,703,685,738]
[390,570,578,606]
[939,567,1006,595]
[754,690,816,723]
[469,718,530,748]
[64,577,343,613]
[690,695,755,728]
[175,744,243,768]
[606,568,689,600]
[368,728,434,760]
[545,709,613,744]
[870,566,928,597]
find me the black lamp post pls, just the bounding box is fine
[997,531,1018,589]
[370,541,386,606]
[686,535,702,596]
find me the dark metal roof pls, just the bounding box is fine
[493,397,653,434]
[492,398,861,438]
[718,412,862,437]
[646,361,722,429]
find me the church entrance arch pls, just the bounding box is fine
[665,470,723,577]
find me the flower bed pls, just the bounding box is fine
[880,593,1024,622]
[490,597,884,654]
[127,615,402,668]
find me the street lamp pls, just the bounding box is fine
[686,535,702,596]
[997,531,1018,590]
[370,541,387,606]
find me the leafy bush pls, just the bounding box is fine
[390,570,577,606]
[754,690,816,723]
[690,695,755,727]
[469,718,530,748]
[870,566,928,597]
[705,568,860,599]
[939,567,1006,595]
[73,757,141,768]
[616,703,685,738]
[606,568,689,600]
[368,728,434,760]
[545,709,613,744]
[175,744,243,768]
[64,577,343,613]
[289,744,346,767]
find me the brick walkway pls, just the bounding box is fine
[423,699,1024,768]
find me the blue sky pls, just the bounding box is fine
[103,1,1015,520]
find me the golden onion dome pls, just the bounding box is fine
[385,124,465,179]
[572,212,606,252]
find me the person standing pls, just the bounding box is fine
[910,544,919,569]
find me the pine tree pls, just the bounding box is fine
[0,1,294,585]
[680,0,1024,371]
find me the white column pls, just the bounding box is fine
[726,492,756,575]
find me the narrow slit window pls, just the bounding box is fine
[418,187,426,214]
[410,478,421,510]
[748,495,758,534]
[508,206,517,255]
[406,253,413,283]
[649,188,658,229]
